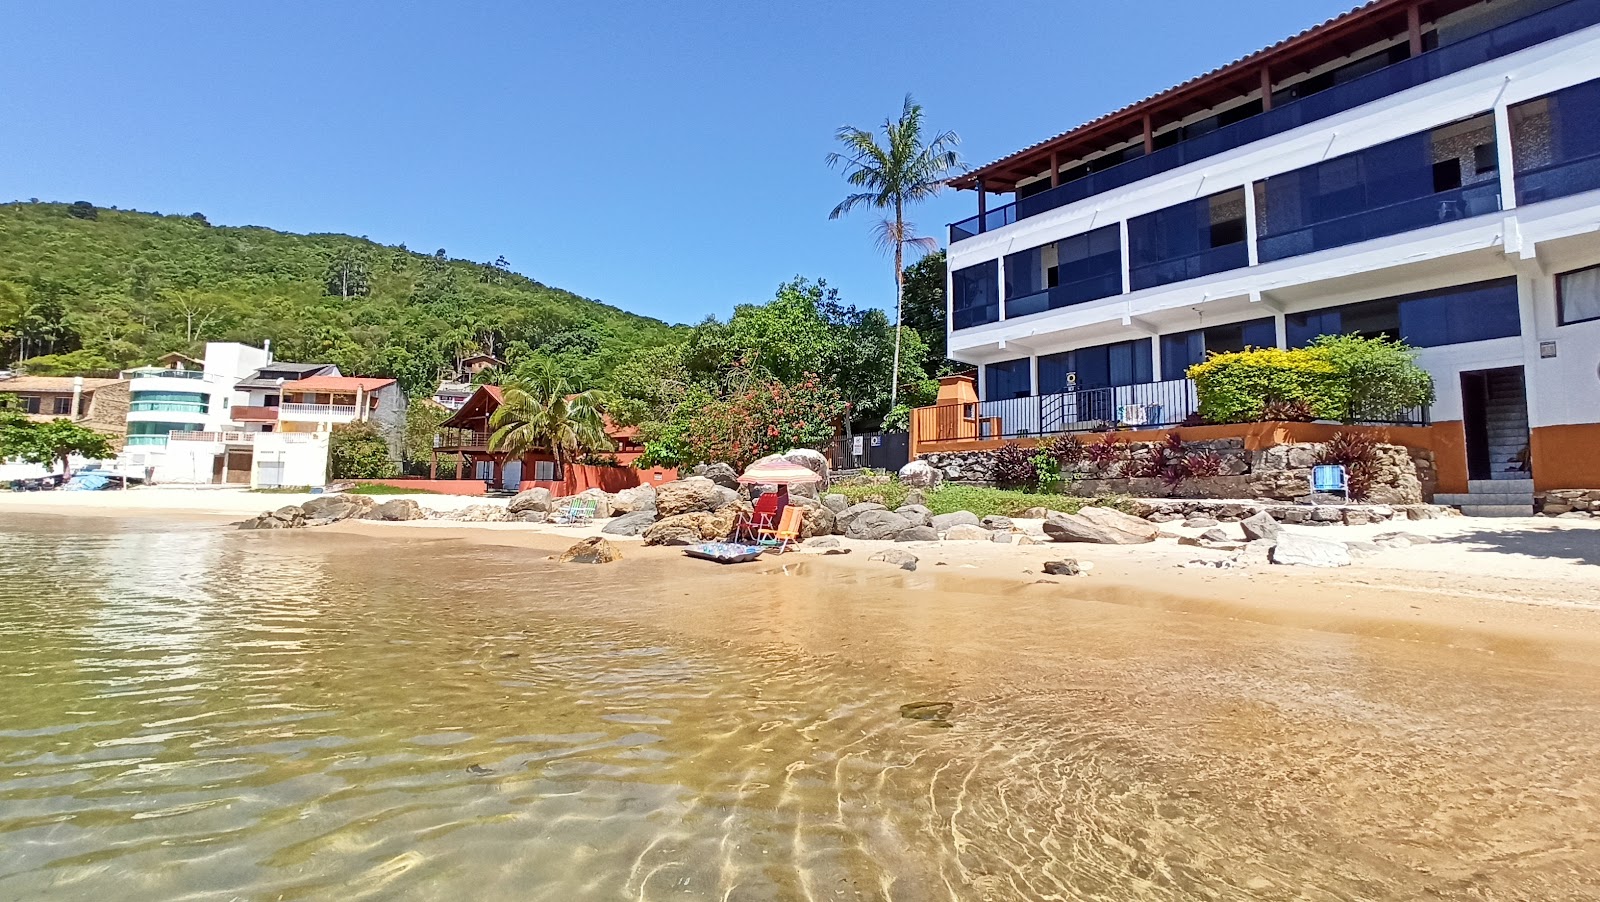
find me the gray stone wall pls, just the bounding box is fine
[921,438,1436,504]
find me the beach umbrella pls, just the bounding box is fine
[736,457,823,485]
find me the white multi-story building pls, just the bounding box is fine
[119,342,271,480]
[942,0,1600,503]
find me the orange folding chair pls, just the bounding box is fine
[757,506,804,553]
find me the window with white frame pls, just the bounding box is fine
[1558,265,1600,326]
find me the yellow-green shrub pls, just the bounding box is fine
[1187,346,1340,424]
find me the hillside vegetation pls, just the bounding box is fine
[0,201,680,394]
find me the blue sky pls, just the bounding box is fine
[3,1,1342,325]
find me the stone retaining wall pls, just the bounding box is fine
[921,438,1437,504]
[1535,489,1600,519]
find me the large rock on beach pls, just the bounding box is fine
[943,524,992,541]
[895,525,938,542]
[1269,532,1352,567]
[845,510,915,541]
[694,462,741,490]
[822,493,849,513]
[363,498,426,522]
[642,511,732,546]
[610,484,657,515]
[930,511,981,533]
[894,504,932,528]
[836,502,886,534]
[869,549,919,571]
[602,511,658,536]
[783,448,830,485]
[302,494,374,522]
[1042,507,1158,545]
[656,477,722,518]
[898,459,943,489]
[1239,510,1282,542]
[507,487,554,514]
[557,537,622,564]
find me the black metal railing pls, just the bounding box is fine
[948,0,1600,244]
[976,379,1201,439]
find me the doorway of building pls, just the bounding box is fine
[1459,366,1531,482]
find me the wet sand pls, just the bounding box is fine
[5,512,1600,898]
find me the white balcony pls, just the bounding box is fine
[168,431,256,445]
[277,403,361,423]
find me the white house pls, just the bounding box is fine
[943,0,1600,511]
[119,342,271,482]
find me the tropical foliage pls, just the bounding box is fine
[617,277,940,468]
[328,421,397,479]
[0,202,678,394]
[488,374,612,471]
[827,95,961,405]
[1188,335,1434,424]
[0,405,114,474]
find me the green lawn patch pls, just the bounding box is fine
[829,478,1129,518]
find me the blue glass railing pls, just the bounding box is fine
[129,401,210,414]
[1003,272,1123,319]
[1516,149,1600,204]
[128,369,206,380]
[952,302,1001,330]
[948,0,1600,244]
[1130,242,1251,291]
[1258,182,1502,263]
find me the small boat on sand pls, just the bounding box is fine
[682,543,765,564]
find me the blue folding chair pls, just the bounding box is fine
[1309,464,1349,504]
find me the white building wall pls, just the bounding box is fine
[251,433,330,489]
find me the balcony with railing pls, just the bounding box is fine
[435,428,495,452]
[277,403,360,420]
[126,368,206,380]
[948,0,1600,244]
[168,431,256,444]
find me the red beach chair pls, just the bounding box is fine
[735,492,781,542]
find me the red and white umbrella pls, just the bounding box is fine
[736,457,822,485]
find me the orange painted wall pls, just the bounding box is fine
[353,478,487,496]
[518,464,677,496]
[1428,421,1469,494]
[1530,424,1600,490]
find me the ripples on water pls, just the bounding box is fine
[1,519,1599,900]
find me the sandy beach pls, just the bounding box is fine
[6,485,1600,661]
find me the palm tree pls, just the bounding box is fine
[827,94,962,405]
[488,374,613,476]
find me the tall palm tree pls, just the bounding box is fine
[827,94,962,405]
[488,374,613,476]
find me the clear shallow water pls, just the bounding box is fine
[2,519,1600,900]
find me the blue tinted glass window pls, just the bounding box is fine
[952,261,1000,330]
[1289,278,1519,348]
[984,358,1032,399]
[1160,317,1274,380]
[1037,339,1152,392]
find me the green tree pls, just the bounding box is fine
[900,250,950,370]
[7,419,113,474]
[1311,333,1436,421]
[329,421,397,479]
[402,399,455,475]
[324,250,372,298]
[488,374,613,474]
[827,95,962,405]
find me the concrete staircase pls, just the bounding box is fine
[1435,370,1534,517]
[1434,478,1535,517]
[1482,369,1531,481]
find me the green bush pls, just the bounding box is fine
[329,422,397,479]
[1188,335,1433,424]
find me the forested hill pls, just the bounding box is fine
[0,201,681,395]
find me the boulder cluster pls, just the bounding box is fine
[238,494,427,529]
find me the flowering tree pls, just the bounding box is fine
[643,371,844,469]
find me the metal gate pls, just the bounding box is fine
[832,432,910,472]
